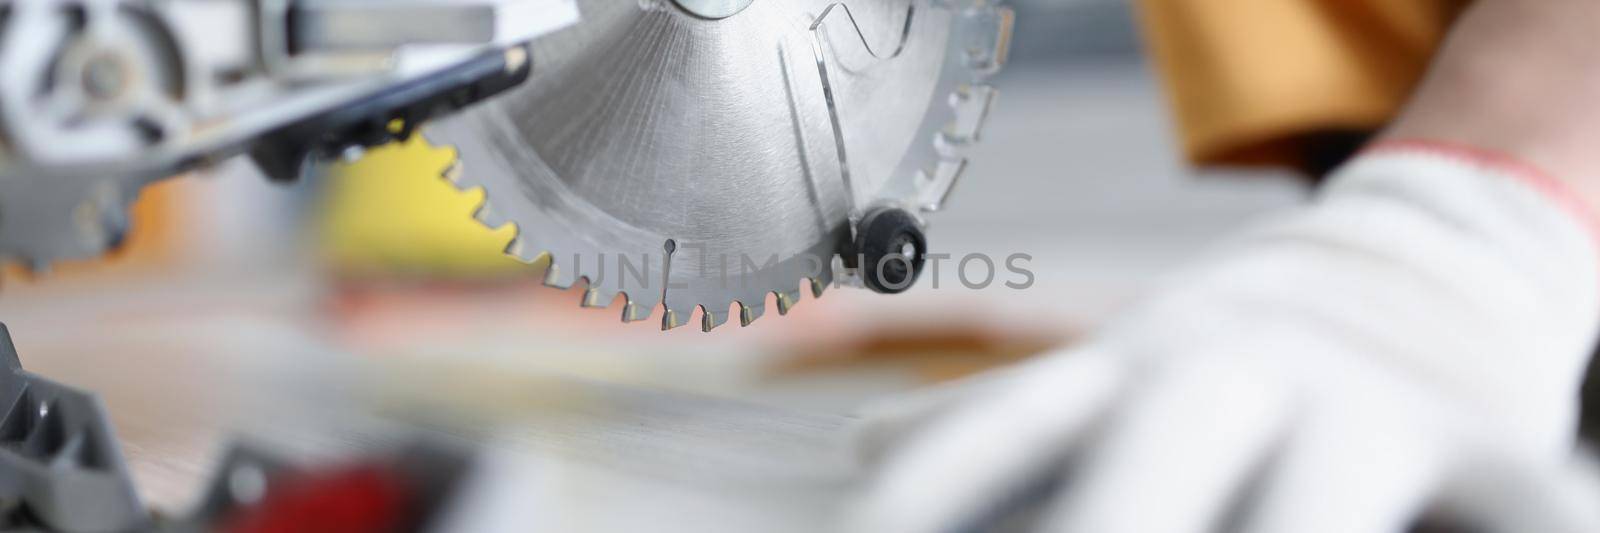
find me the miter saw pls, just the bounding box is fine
[0,0,1009,530]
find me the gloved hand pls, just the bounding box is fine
[853,2,1600,530]
[850,149,1600,533]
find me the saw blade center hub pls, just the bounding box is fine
[670,0,755,19]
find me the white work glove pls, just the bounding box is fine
[851,146,1600,533]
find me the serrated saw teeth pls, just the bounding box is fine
[701,305,730,332]
[620,298,653,323]
[776,289,803,316]
[541,262,579,290]
[940,84,998,148]
[580,284,630,313]
[662,308,691,331]
[502,237,542,264]
[579,287,606,308]
[738,301,765,327]
[440,159,465,185]
[809,277,828,299]
[419,1,1009,331]
[472,201,510,229]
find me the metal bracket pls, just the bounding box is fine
[0,323,147,533]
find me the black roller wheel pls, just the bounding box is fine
[854,207,927,294]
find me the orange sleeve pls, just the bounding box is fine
[1134,0,1468,175]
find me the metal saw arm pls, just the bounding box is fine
[0,0,579,269]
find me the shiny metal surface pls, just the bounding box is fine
[430,0,1009,330]
[671,0,756,19]
[293,0,573,51]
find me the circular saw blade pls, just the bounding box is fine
[427,0,1008,330]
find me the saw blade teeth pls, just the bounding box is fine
[776,289,803,316]
[914,5,1011,213]
[410,2,1013,331]
[620,296,654,323]
[808,277,828,299]
[700,305,730,332]
[502,237,543,263]
[738,301,766,327]
[542,262,578,290]
[472,201,508,229]
[939,84,999,150]
[581,285,618,309]
[580,287,602,308]
[661,307,693,331]
[423,139,479,191]
[440,159,465,185]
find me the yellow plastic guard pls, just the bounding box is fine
[316,136,528,278]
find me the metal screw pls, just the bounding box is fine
[82,52,129,102]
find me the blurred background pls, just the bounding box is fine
[0,0,1328,515]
